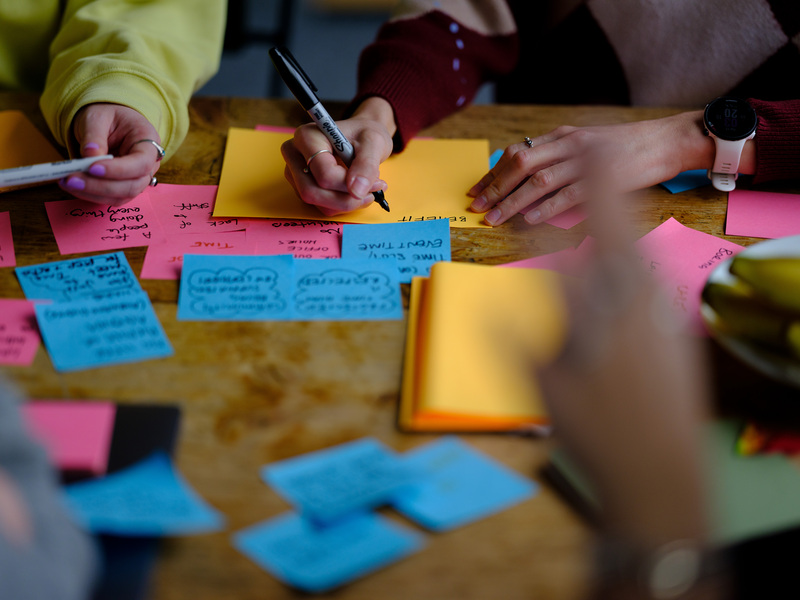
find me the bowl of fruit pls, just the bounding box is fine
[701,235,800,387]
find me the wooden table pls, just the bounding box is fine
[0,93,795,600]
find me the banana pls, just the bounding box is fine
[786,321,800,360]
[729,256,800,314]
[702,235,800,363]
[702,280,792,349]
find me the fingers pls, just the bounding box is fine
[282,141,374,216]
[344,126,391,198]
[58,149,160,206]
[469,127,588,226]
[284,123,388,215]
[65,104,162,205]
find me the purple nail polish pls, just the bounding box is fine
[84,143,100,151]
[89,164,106,177]
[65,176,85,190]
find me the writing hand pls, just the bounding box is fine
[282,97,394,216]
[468,111,712,226]
[60,104,163,206]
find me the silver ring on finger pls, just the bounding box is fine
[303,148,333,173]
[149,176,158,187]
[523,137,534,148]
[133,139,166,161]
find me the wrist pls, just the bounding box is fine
[351,96,398,139]
[673,111,716,174]
[672,108,755,177]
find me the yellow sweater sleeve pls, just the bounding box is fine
[39,0,226,159]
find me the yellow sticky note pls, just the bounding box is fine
[400,262,567,432]
[213,128,490,228]
[0,110,63,170]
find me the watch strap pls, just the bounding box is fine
[708,131,755,192]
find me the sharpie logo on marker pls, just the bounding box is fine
[312,109,347,153]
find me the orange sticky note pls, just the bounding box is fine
[0,110,63,171]
[400,262,567,432]
[212,128,490,228]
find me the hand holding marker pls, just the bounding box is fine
[269,46,390,212]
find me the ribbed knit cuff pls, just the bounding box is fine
[749,98,800,184]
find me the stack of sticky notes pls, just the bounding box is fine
[233,436,536,593]
[15,252,173,371]
[400,261,567,432]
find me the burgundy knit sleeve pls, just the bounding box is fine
[345,10,518,152]
[749,98,800,184]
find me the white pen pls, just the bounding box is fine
[0,154,114,187]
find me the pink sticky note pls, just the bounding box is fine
[247,219,342,259]
[0,211,14,267]
[140,230,253,279]
[148,183,259,235]
[726,189,800,239]
[255,124,296,134]
[501,245,585,277]
[21,400,116,475]
[45,192,166,254]
[0,299,41,365]
[518,199,586,230]
[636,218,744,334]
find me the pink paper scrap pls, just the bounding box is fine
[21,400,116,475]
[247,219,342,259]
[635,218,744,334]
[0,299,41,366]
[726,189,800,239]
[0,211,15,267]
[140,230,253,280]
[148,183,259,235]
[45,192,166,254]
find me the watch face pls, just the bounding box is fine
[704,96,757,141]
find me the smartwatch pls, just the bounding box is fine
[703,96,757,192]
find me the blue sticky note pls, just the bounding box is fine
[660,169,710,193]
[262,437,419,523]
[34,291,173,371]
[292,258,403,320]
[489,148,503,169]
[341,220,451,283]
[64,452,225,536]
[177,253,295,321]
[233,511,425,593]
[16,251,141,302]
[392,437,537,531]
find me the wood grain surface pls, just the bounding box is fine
[1,92,797,600]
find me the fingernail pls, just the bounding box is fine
[89,163,106,176]
[471,196,488,211]
[83,143,100,151]
[65,176,85,190]
[485,209,501,225]
[376,179,388,191]
[351,176,370,198]
[525,210,542,224]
